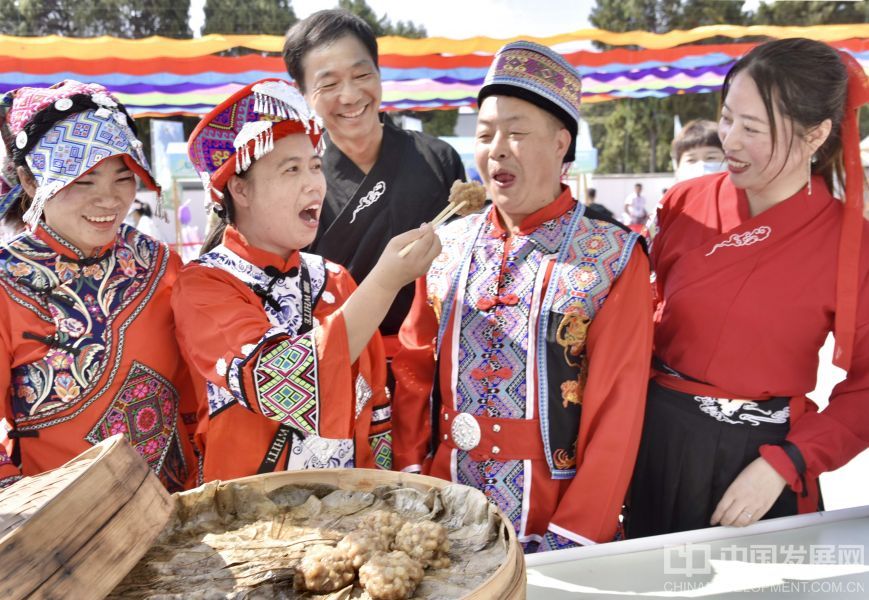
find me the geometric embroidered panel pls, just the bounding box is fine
[85,361,178,476]
[457,454,525,535]
[370,431,392,470]
[538,530,579,552]
[253,334,318,435]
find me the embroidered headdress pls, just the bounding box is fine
[0,80,157,228]
[477,41,582,163]
[187,78,322,206]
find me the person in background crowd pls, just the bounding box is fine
[283,9,465,384]
[175,79,440,481]
[0,81,201,490]
[672,119,726,182]
[628,38,869,537]
[125,198,161,240]
[646,122,726,242]
[393,41,652,553]
[584,187,614,220]
[622,182,648,231]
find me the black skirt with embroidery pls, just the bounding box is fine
[625,380,815,538]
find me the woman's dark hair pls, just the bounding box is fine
[671,119,722,164]
[199,183,238,255]
[0,93,138,228]
[721,38,847,193]
[282,9,379,93]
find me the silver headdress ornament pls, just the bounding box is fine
[233,82,323,176]
[200,171,223,206]
[234,120,274,174]
[91,91,118,119]
[251,81,322,135]
[22,180,63,228]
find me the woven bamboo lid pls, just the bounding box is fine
[0,434,172,600]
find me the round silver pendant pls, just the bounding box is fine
[450,412,481,451]
[15,130,27,149]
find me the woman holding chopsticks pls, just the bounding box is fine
[174,79,440,481]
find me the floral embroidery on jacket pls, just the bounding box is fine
[1,225,163,422]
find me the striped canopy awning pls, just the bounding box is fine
[0,24,866,117]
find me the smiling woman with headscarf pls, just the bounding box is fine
[0,81,201,491]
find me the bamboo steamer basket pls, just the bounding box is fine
[226,468,527,599]
[0,434,172,600]
[117,468,525,599]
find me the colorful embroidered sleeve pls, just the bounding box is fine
[547,248,653,544]
[171,264,355,440]
[392,276,439,472]
[0,299,23,488]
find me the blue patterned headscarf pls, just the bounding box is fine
[0,81,157,227]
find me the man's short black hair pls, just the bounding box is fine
[282,9,379,93]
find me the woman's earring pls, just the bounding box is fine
[807,155,813,196]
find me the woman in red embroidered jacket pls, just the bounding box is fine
[628,39,869,537]
[175,79,440,482]
[0,82,200,491]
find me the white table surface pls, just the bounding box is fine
[525,505,869,599]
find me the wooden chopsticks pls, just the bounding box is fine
[397,199,468,258]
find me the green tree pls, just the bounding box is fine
[587,0,747,173]
[751,0,867,26]
[14,0,77,35]
[338,0,426,37]
[11,0,190,37]
[203,0,296,35]
[0,0,21,35]
[337,0,454,136]
[122,0,191,38]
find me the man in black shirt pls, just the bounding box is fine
[283,10,465,358]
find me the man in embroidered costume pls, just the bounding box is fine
[628,39,869,537]
[283,10,465,367]
[176,79,440,481]
[393,42,653,552]
[0,81,200,490]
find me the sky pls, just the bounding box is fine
[190,0,765,39]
